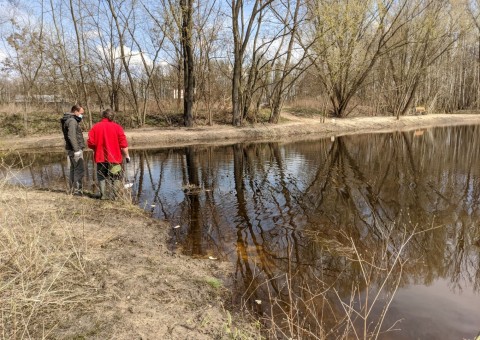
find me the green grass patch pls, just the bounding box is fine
[205,277,223,289]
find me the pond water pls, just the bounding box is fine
[2,125,480,339]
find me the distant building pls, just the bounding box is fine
[173,89,184,99]
[14,94,65,103]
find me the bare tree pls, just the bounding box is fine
[47,0,80,104]
[3,0,480,127]
[193,0,223,125]
[69,0,93,127]
[467,0,480,109]
[4,1,45,132]
[180,0,195,127]
[107,0,142,125]
[306,0,410,117]
[268,0,311,123]
[84,1,123,112]
[137,2,169,121]
[230,0,274,126]
[378,0,460,118]
[157,0,185,113]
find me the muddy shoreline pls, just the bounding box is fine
[2,113,480,152]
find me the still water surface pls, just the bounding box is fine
[3,125,480,338]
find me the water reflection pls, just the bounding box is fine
[2,125,480,338]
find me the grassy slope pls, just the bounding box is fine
[0,184,260,339]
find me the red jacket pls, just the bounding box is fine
[87,118,128,163]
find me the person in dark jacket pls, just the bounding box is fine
[60,104,85,195]
[87,108,130,199]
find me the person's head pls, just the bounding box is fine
[71,104,84,118]
[102,108,115,122]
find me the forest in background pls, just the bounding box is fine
[0,0,479,130]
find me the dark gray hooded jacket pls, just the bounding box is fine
[60,113,85,152]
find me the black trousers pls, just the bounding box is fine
[97,162,122,181]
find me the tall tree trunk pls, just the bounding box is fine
[181,0,194,127]
[269,0,301,124]
[69,0,92,127]
[177,63,182,111]
[232,57,242,126]
[231,0,242,127]
[230,0,273,126]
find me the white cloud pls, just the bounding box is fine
[96,43,159,77]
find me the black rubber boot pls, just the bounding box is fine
[99,180,108,200]
[73,181,83,196]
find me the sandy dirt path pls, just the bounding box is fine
[1,113,480,152]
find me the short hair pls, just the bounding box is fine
[102,108,115,121]
[71,104,83,113]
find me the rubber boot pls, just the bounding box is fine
[73,181,83,196]
[99,180,107,200]
[68,182,74,195]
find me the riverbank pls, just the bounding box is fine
[0,185,260,339]
[1,112,480,152]
[2,112,480,338]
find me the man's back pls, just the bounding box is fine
[88,118,128,163]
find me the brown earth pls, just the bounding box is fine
[0,186,260,339]
[2,112,480,339]
[2,112,480,152]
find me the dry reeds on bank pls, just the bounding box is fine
[0,169,100,338]
[241,225,439,340]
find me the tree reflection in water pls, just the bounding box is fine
[4,125,480,338]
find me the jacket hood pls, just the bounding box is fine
[61,113,82,123]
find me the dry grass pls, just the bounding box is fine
[0,104,29,116]
[0,105,64,137]
[0,166,101,339]
[241,225,439,340]
[0,162,263,339]
[284,98,330,121]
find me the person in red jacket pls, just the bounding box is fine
[87,108,130,199]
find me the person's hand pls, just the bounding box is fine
[73,150,82,162]
[125,156,131,164]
